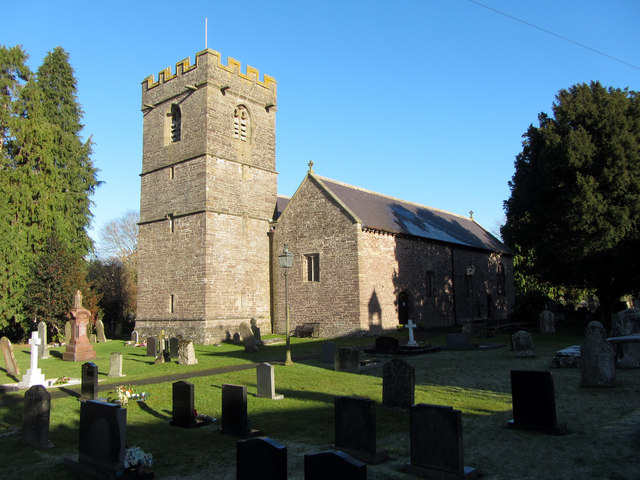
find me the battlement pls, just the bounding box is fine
[142,49,276,91]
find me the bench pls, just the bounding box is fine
[294,323,320,338]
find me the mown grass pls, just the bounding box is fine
[1,327,639,479]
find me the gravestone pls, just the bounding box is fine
[237,436,287,480]
[239,321,258,353]
[131,331,139,343]
[169,337,179,359]
[80,362,98,401]
[1,336,20,376]
[170,380,196,428]
[108,352,124,378]
[446,334,473,351]
[334,396,388,464]
[220,384,261,438]
[64,321,72,344]
[23,385,54,448]
[321,341,336,363]
[581,321,616,387]
[508,370,566,434]
[512,331,535,358]
[304,450,367,480]
[89,334,97,344]
[146,337,157,357]
[96,319,107,343]
[607,334,640,368]
[382,358,414,408]
[539,309,556,333]
[37,321,49,359]
[406,403,476,479]
[233,332,242,345]
[256,363,284,400]
[612,307,640,336]
[63,291,96,362]
[335,347,360,373]
[405,320,418,347]
[178,339,198,365]
[18,331,47,389]
[375,336,399,354]
[250,317,262,346]
[550,345,581,368]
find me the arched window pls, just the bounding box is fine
[233,105,249,142]
[170,104,181,142]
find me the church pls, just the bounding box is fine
[135,49,514,344]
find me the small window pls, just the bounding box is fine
[305,254,319,282]
[233,105,249,142]
[169,294,175,313]
[169,165,175,179]
[426,271,434,298]
[170,104,181,142]
[168,214,174,233]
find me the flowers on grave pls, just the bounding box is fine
[112,385,149,406]
[124,445,154,469]
[53,376,71,385]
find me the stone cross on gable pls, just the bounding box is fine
[405,320,418,347]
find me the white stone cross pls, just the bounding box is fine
[18,330,46,389]
[405,320,418,347]
[29,331,41,371]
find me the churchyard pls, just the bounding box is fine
[1,326,639,479]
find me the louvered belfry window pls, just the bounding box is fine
[171,104,181,142]
[233,105,249,142]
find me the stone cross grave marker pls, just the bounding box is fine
[239,321,258,353]
[382,358,415,408]
[405,320,418,347]
[146,337,157,357]
[80,362,98,402]
[335,347,361,373]
[169,337,179,359]
[304,450,367,480]
[237,436,287,480]
[37,321,49,359]
[508,370,566,434]
[130,331,139,343]
[581,321,616,387]
[334,396,388,464]
[108,352,124,378]
[178,339,198,365]
[406,403,477,479]
[321,341,336,363]
[539,309,556,333]
[18,331,46,389]
[220,384,261,438]
[512,331,535,358]
[1,336,20,376]
[23,385,54,449]
[96,319,107,343]
[256,363,284,400]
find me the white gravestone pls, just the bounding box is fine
[19,331,47,389]
[405,320,418,347]
[256,363,284,400]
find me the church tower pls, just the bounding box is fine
[136,50,277,344]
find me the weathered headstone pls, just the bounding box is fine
[550,345,581,368]
[335,347,360,373]
[607,334,640,368]
[146,337,158,357]
[23,385,54,449]
[220,384,261,438]
[1,336,20,376]
[508,370,566,434]
[64,321,72,344]
[406,403,477,479]
[108,352,124,378]
[581,321,616,387]
[375,336,399,354]
[96,319,107,343]
[130,331,139,343]
[63,291,96,362]
[256,363,284,400]
[321,341,336,363]
[539,309,556,333]
[80,362,98,401]
[18,331,46,389]
[304,450,367,480]
[250,317,262,346]
[233,332,242,345]
[178,339,198,365]
[89,333,97,344]
[239,321,258,353]
[169,337,179,359]
[512,331,535,358]
[612,308,640,336]
[405,319,418,347]
[334,396,388,464]
[237,436,287,480]
[170,380,196,428]
[382,358,415,408]
[446,334,473,351]
[37,321,49,359]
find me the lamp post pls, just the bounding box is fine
[278,244,294,366]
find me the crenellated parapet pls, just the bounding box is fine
[142,48,276,91]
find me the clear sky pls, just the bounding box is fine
[2,0,639,251]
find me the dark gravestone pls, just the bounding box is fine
[382,358,415,408]
[335,347,360,372]
[334,396,388,464]
[76,400,127,476]
[169,337,180,359]
[375,336,399,354]
[237,436,287,480]
[146,337,157,357]
[321,341,336,363]
[80,362,98,401]
[508,370,566,434]
[304,450,367,480]
[446,334,473,351]
[220,384,261,438]
[512,331,535,357]
[581,321,616,387]
[23,385,53,448]
[171,381,196,428]
[406,403,477,479]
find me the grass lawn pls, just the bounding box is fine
[1,327,639,479]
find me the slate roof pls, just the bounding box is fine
[276,174,512,255]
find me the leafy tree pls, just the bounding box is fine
[502,82,640,320]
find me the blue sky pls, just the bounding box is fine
[2,0,639,251]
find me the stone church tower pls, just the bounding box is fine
[135,50,277,344]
